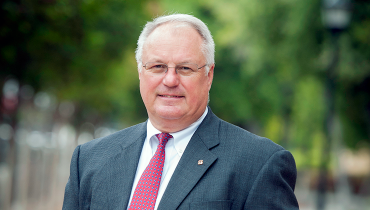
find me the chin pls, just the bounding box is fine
[155,106,185,120]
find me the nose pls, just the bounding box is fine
[162,67,180,87]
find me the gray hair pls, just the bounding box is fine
[135,14,215,74]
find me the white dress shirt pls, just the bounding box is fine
[127,107,208,210]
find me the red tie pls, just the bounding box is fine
[128,133,172,210]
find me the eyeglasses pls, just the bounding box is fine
[143,62,208,77]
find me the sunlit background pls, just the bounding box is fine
[1,0,369,209]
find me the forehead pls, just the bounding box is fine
[147,22,202,40]
[142,23,205,63]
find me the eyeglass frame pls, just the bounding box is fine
[142,62,208,76]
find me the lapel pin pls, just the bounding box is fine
[198,160,203,165]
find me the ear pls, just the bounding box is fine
[138,64,142,80]
[207,64,214,91]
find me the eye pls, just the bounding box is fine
[177,65,195,71]
[151,64,167,69]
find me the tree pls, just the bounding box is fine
[1,0,151,125]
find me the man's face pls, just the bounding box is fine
[139,24,214,132]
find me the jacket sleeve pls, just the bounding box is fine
[244,149,299,210]
[62,145,81,210]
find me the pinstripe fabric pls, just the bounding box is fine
[62,107,299,210]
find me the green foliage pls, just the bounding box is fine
[158,0,370,168]
[1,0,150,124]
[2,0,370,168]
[290,77,326,149]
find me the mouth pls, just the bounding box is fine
[158,94,184,98]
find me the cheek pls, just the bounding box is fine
[185,79,209,102]
[140,77,158,98]
[140,79,150,99]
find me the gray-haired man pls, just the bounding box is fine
[63,14,299,210]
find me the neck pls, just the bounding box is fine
[149,107,207,133]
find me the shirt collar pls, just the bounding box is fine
[146,107,208,147]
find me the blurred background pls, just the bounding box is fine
[1,0,369,209]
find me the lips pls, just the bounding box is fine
[159,94,184,98]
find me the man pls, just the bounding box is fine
[63,14,299,210]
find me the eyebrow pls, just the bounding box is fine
[145,58,165,63]
[146,59,195,65]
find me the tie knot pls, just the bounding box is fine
[155,133,172,146]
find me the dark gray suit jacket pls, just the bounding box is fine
[63,108,299,209]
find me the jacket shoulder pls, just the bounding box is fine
[77,122,146,170]
[217,118,285,156]
[81,122,146,150]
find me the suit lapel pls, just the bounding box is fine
[157,108,220,210]
[96,122,147,210]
